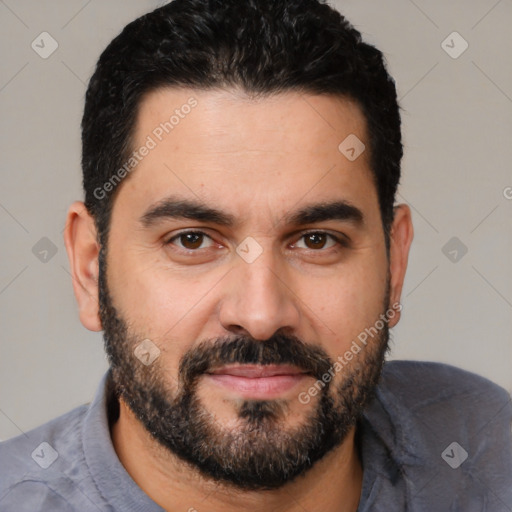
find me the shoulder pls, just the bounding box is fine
[0,404,92,511]
[378,359,511,413]
[376,359,512,440]
[368,360,512,508]
[380,359,510,400]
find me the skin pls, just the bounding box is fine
[64,88,413,512]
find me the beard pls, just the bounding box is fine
[98,249,390,491]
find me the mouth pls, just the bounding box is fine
[204,364,313,399]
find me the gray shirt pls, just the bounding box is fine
[1,360,511,511]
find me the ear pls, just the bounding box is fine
[63,201,102,332]
[387,204,414,328]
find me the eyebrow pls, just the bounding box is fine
[140,196,236,228]
[283,200,363,227]
[139,195,364,229]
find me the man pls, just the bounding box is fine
[1,0,511,510]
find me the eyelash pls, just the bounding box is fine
[165,230,348,253]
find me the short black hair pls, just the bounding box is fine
[82,0,402,247]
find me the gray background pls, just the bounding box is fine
[1,0,511,441]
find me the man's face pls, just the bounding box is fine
[99,88,396,489]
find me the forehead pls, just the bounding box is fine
[113,87,379,229]
[134,87,369,158]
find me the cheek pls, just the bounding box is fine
[303,254,388,353]
[109,251,226,344]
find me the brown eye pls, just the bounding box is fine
[295,232,338,251]
[304,233,328,249]
[180,233,203,249]
[168,231,213,250]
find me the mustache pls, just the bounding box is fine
[179,333,333,387]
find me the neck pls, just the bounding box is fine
[111,399,363,512]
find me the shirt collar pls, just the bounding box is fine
[81,370,164,512]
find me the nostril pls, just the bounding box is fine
[228,325,248,335]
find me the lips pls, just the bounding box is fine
[208,364,308,378]
[205,364,311,398]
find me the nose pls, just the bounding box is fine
[218,249,301,341]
